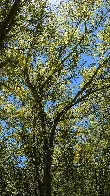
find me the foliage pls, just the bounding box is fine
[0,0,110,196]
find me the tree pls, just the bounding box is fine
[0,0,110,195]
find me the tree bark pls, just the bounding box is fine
[44,149,52,196]
[43,131,54,196]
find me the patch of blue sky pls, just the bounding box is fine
[12,155,28,168]
[44,100,53,112]
[49,0,68,5]
[17,156,28,168]
[68,52,98,96]
[0,120,8,139]
[80,54,97,68]
[6,94,23,110]
[31,53,48,69]
[1,122,15,137]
[1,120,8,129]
[6,94,14,101]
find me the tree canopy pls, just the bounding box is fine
[0,0,110,196]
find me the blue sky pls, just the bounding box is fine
[49,0,68,4]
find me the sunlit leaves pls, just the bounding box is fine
[0,0,110,195]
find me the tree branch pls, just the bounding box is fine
[50,58,110,143]
[23,65,47,131]
[41,36,84,89]
[0,0,21,48]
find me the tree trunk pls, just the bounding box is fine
[44,147,52,196]
[43,124,56,196]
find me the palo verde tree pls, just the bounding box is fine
[0,0,110,196]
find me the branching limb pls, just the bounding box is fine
[41,36,84,89]
[50,57,110,145]
[23,65,47,131]
[0,0,21,48]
